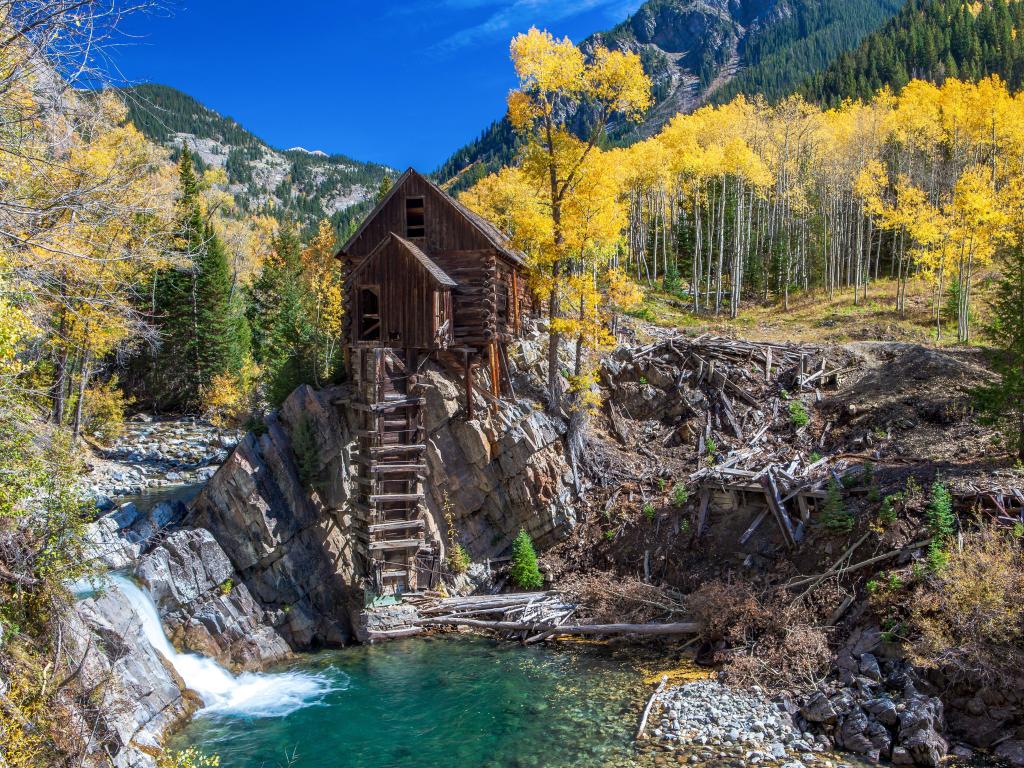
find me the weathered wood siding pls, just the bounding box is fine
[346,176,495,260]
[345,238,452,349]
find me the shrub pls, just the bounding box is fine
[627,305,657,323]
[821,480,854,534]
[878,495,899,527]
[907,527,1024,683]
[158,748,220,768]
[672,483,689,508]
[291,415,319,488]
[203,360,260,428]
[788,400,810,428]
[705,436,718,462]
[510,529,543,589]
[80,375,133,440]
[447,543,471,575]
[642,501,656,522]
[926,480,955,572]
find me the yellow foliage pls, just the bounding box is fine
[203,359,260,428]
[80,376,134,441]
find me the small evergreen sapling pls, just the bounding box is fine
[510,529,543,589]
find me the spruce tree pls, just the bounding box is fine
[146,147,246,410]
[977,240,1024,459]
[248,222,317,407]
[510,529,543,590]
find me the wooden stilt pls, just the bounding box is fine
[464,349,474,420]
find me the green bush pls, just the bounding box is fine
[672,483,689,508]
[926,480,955,572]
[878,495,899,527]
[447,543,471,575]
[821,480,854,534]
[788,400,810,428]
[291,415,319,488]
[626,306,657,323]
[643,502,656,522]
[510,529,543,589]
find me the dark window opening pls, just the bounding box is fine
[406,196,425,238]
[358,286,381,341]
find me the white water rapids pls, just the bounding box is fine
[96,574,334,718]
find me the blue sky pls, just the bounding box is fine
[105,1,644,170]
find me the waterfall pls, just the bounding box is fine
[106,574,334,718]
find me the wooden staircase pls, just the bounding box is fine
[350,348,438,596]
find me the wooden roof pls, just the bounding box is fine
[348,231,457,287]
[337,167,527,268]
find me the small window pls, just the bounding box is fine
[358,286,380,341]
[405,196,425,238]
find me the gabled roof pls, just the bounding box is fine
[337,167,526,268]
[347,231,457,287]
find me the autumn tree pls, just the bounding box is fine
[505,27,651,410]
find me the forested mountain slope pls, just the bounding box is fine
[120,84,392,234]
[803,0,1024,104]
[436,0,901,190]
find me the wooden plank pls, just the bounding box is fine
[369,493,424,503]
[738,509,770,544]
[368,520,425,534]
[696,489,711,537]
[369,537,424,551]
[760,471,797,549]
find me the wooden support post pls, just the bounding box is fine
[697,489,711,537]
[512,269,521,334]
[464,349,474,421]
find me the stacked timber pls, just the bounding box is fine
[409,592,700,643]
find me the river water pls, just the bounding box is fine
[169,636,651,768]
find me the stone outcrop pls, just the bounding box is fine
[414,361,577,559]
[85,500,185,570]
[136,529,291,668]
[188,384,356,649]
[189,334,579,642]
[70,583,194,768]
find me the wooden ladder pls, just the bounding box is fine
[350,347,431,596]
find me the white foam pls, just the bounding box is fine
[106,574,335,718]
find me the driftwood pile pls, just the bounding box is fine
[603,334,853,546]
[953,479,1024,528]
[411,592,699,644]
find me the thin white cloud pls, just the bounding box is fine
[429,0,644,54]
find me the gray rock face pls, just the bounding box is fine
[897,694,947,767]
[136,529,291,668]
[189,385,356,650]
[415,367,578,558]
[70,583,193,768]
[84,501,184,570]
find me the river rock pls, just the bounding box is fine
[896,694,947,767]
[996,740,1024,767]
[136,528,291,668]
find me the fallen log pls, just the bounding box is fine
[419,617,701,636]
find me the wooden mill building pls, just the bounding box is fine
[337,168,530,596]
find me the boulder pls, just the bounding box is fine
[136,529,291,668]
[897,694,947,767]
[71,582,194,767]
[996,740,1024,767]
[801,691,838,724]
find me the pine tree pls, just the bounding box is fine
[977,240,1024,459]
[248,222,317,407]
[145,147,246,410]
[510,529,543,590]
